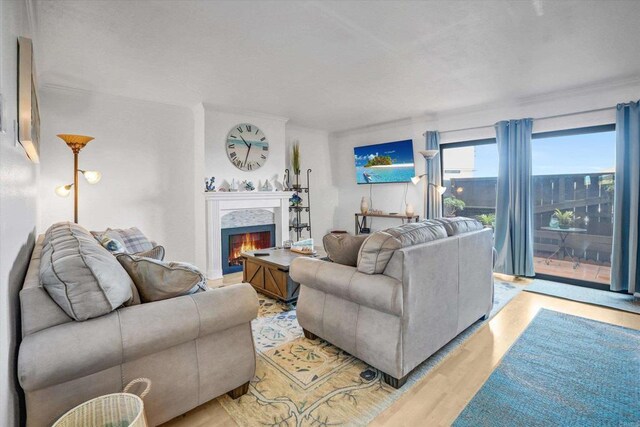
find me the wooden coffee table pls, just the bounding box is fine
[240,247,326,303]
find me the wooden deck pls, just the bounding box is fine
[534,256,611,285]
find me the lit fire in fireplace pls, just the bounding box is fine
[228,232,271,266]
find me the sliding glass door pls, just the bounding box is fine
[440,125,615,287]
[531,125,615,287]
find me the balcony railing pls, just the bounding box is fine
[443,172,614,283]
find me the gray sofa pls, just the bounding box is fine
[18,232,259,426]
[290,219,493,388]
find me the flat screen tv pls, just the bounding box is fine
[353,139,416,184]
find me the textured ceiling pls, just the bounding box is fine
[33,0,640,131]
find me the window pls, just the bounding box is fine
[532,125,615,286]
[441,139,498,225]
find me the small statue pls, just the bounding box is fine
[230,179,239,192]
[261,180,273,191]
[290,193,303,206]
[284,170,291,190]
[243,180,255,191]
[205,177,216,192]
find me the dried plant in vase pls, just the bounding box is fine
[291,141,301,190]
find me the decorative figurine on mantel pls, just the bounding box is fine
[242,180,255,192]
[261,179,273,191]
[205,177,216,192]
[230,178,239,192]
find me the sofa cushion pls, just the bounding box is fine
[431,217,483,236]
[357,231,401,274]
[322,233,367,266]
[116,254,208,303]
[39,222,134,321]
[357,221,447,274]
[386,221,448,245]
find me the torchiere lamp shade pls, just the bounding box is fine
[56,134,96,223]
[56,134,95,153]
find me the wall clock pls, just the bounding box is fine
[226,123,269,171]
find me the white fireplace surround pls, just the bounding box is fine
[204,191,294,279]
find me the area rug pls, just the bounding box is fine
[454,309,640,426]
[217,280,523,426]
[525,279,640,314]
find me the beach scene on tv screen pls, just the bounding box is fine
[354,140,416,184]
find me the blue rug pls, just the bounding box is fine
[526,279,640,314]
[454,309,640,426]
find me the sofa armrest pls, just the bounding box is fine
[18,283,258,392]
[291,258,402,316]
[18,312,123,391]
[118,282,258,361]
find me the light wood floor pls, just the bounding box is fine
[164,275,640,427]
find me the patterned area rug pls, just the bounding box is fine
[217,281,522,426]
[454,309,640,426]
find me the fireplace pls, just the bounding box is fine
[221,224,276,274]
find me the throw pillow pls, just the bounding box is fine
[100,235,126,253]
[112,227,154,253]
[133,245,165,261]
[322,233,367,266]
[40,222,134,321]
[116,254,208,303]
[91,227,154,253]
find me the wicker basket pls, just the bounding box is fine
[52,378,151,427]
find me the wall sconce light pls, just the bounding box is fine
[54,134,101,223]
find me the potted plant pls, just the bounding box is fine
[444,196,465,217]
[476,213,495,229]
[553,209,575,229]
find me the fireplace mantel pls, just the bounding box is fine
[204,191,294,279]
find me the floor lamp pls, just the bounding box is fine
[54,134,101,224]
[411,150,446,219]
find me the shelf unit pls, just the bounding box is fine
[285,168,312,240]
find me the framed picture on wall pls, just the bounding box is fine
[17,36,40,163]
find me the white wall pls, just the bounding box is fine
[38,87,196,263]
[329,80,640,233]
[285,125,337,241]
[0,1,38,426]
[329,117,437,233]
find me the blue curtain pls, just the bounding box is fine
[611,101,640,295]
[425,131,442,219]
[494,119,535,276]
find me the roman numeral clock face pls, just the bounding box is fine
[226,123,269,171]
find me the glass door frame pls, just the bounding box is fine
[439,124,616,290]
